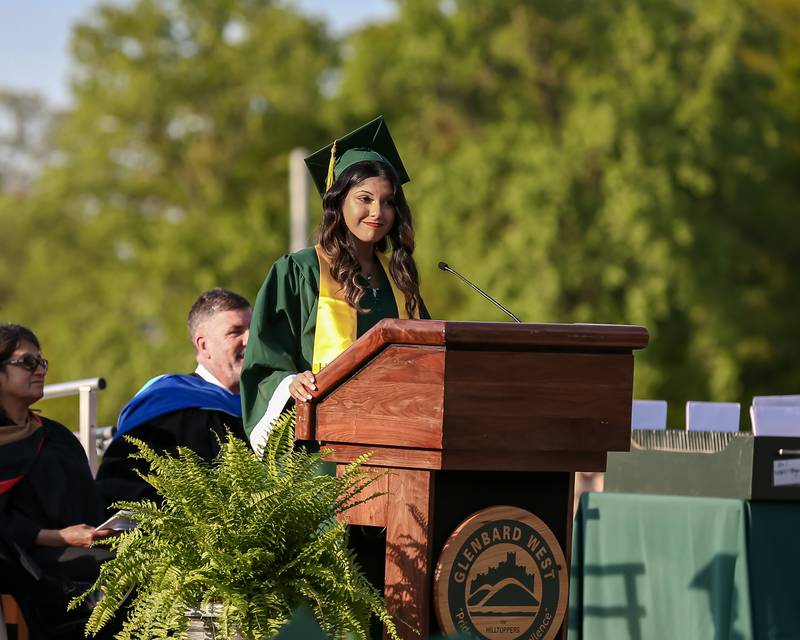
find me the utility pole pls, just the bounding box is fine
[289,148,309,252]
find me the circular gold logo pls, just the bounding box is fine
[434,506,568,640]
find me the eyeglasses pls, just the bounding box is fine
[2,354,49,373]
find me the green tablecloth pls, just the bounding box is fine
[568,492,800,640]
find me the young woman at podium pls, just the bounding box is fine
[241,116,430,452]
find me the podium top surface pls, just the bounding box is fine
[349,318,648,349]
[443,320,649,348]
[312,319,648,393]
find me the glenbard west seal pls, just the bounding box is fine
[434,506,568,640]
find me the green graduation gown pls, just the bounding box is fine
[241,246,429,449]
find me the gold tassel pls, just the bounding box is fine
[325,140,337,192]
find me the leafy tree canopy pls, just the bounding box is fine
[334,0,800,416]
[1,0,799,428]
[2,0,336,423]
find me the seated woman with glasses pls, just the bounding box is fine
[0,323,118,639]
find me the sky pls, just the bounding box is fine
[0,0,394,107]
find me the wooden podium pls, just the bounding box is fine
[296,319,648,639]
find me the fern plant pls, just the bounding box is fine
[72,409,399,639]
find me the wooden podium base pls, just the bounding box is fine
[342,467,575,639]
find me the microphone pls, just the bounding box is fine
[438,261,522,323]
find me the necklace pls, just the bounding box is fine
[361,271,378,297]
[363,273,379,297]
[361,258,377,290]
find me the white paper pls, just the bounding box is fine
[753,395,800,407]
[631,400,668,430]
[95,509,137,532]
[751,405,800,437]
[686,401,740,432]
[773,459,800,487]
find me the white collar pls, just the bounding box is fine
[194,364,228,391]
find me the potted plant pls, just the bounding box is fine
[72,410,399,639]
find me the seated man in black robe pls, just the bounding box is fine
[96,288,252,508]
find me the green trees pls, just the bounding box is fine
[2,0,336,423]
[334,0,800,414]
[1,0,798,427]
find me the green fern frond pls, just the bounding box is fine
[75,409,400,639]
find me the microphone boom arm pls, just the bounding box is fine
[438,262,522,323]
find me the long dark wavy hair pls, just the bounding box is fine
[318,160,422,317]
[0,323,41,425]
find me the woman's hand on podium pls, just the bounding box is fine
[289,370,316,402]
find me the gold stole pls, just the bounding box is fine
[312,244,416,372]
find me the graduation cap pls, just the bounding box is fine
[304,115,410,196]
